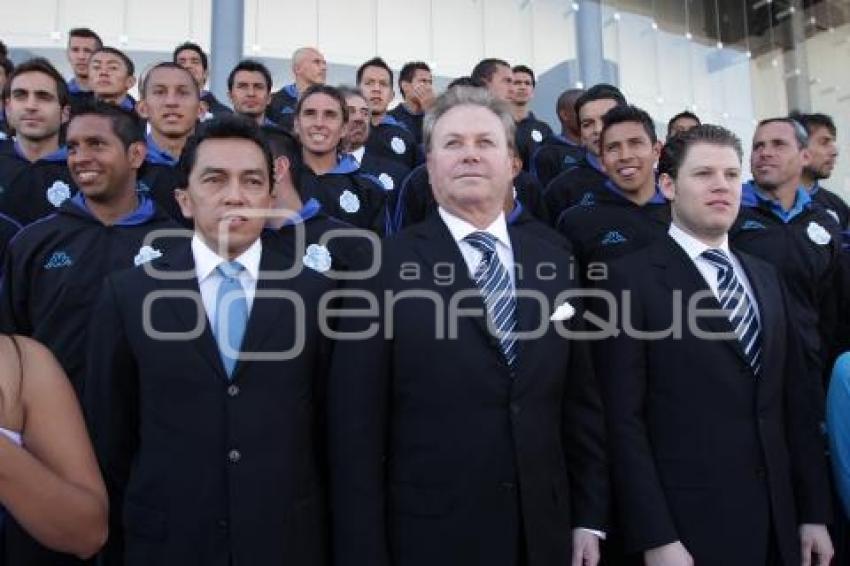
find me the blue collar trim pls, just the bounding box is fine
[282,198,322,226]
[506,199,524,225]
[328,153,361,175]
[742,181,811,223]
[145,135,178,166]
[604,179,666,205]
[70,191,157,226]
[379,114,408,131]
[585,151,605,174]
[67,78,86,94]
[283,83,299,98]
[13,140,67,162]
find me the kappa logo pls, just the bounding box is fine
[741,220,767,231]
[600,231,628,246]
[578,192,595,207]
[44,251,74,270]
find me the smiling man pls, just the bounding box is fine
[329,86,607,566]
[595,124,833,566]
[295,84,387,232]
[0,58,77,225]
[731,117,845,382]
[85,115,337,566]
[556,105,669,274]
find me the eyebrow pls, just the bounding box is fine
[197,167,266,176]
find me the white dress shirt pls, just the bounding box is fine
[191,235,262,328]
[668,222,760,321]
[437,207,515,287]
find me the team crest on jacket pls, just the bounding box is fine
[339,190,361,213]
[46,180,72,207]
[531,129,543,143]
[806,221,831,245]
[134,245,163,266]
[303,244,332,273]
[378,173,394,191]
[44,251,73,270]
[390,136,406,155]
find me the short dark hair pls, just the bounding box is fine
[68,28,103,49]
[756,117,809,149]
[789,111,836,138]
[0,40,7,60]
[356,57,393,87]
[471,58,510,84]
[141,62,200,98]
[4,57,69,107]
[337,85,367,104]
[0,57,13,80]
[556,88,584,118]
[173,42,208,71]
[69,99,145,149]
[512,64,535,86]
[667,111,701,135]
[658,124,742,179]
[574,83,626,118]
[227,59,272,92]
[398,61,430,95]
[177,115,274,190]
[295,84,349,124]
[600,105,658,148]
[92,46,135,76]
[447,76,484,89]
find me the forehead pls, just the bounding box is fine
[513,71,533,81]
[810,125,834,139]
[300,92,342,113]
[673,116,699,127]
[91,52,127,68]
[67,114,119,141]
[69,36,98,48]
[302,49,324,63]
[233,70,267,84]
[176,49,202,61]
[10,71,58,95]
[681,142,741,169]
[580,98,618,120]
[345,94,368,108]
[148,67,195,88]
[192,138,267,173]
[754,121,796,142]
[433,104,505,138]
[604,120,650,141]
[411,69,431,81]
[361,65,391,82]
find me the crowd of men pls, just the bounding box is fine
[0,25,848,566]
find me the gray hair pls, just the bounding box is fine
[422,86,517,155]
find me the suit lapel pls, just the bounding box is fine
[652,237,750,365]
[155,244,227,379]
[230,242,291,380]
[409,215,500,355]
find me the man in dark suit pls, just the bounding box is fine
[594,124,833,566]
[85,116,335,566]
[328,86,608,566]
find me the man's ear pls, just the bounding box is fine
[174,187,193,220]
[125,75,136,92]
[60,104,70,124]
[273,155,290,183]
[128,140,147,170]
[136,100,150,120]
[510,153,522,178]
[659,172,676,201]
[197,100,209,121]
[800,147,812,168]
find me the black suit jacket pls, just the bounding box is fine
[328,213,608,566]
[594,235,831,566]
[85,234,336,566]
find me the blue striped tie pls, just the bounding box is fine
[214,261,248,378]
[702,249,762,374]
[464,232,518,368]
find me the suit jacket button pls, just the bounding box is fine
[510,403,521,416]
[498,481,516,492]
[227,384,240,397]
[217,519,228,531]
[228,449,241,463]
[755,467,767,479]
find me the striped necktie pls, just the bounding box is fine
[701,249,761,374]
[464,231,518,368]
[214,261,249,378]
